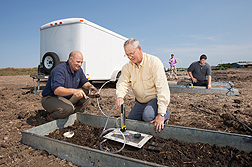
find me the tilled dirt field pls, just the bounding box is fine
[0,68,252,166]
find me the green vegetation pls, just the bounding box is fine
[177,68,188,71]
[217,63,234,68]
[177,67,228,71]
[0,68,38,76]
[178,61,245,71]
[211,66,228,70]
[212,62,236,70]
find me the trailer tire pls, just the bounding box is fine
[42,52,60,75]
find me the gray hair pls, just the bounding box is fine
[124,38,140,48]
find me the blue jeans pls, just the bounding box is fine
[127,97,170,122]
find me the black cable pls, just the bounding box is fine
[192,89,252,133]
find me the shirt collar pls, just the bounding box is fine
[139,52,145,67]
[198,61,206,67]
[66,61,76,76]
[131,52,146,68]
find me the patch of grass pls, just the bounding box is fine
[0,68,38,76]
[177,68,188,71]
[211,66,228,70]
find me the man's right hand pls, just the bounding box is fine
[192,77,198,83]
[115,97,124,108]
[73,89,87,98]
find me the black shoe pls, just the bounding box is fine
[46,114,54,122]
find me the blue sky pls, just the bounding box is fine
[0,0,251,68]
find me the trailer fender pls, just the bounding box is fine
[42,52,60,75]
[110,70,121,82]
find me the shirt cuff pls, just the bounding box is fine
[158,105,167,115]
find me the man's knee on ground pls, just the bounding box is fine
[143,113,155,122]
[142,107,155,122]
[142,114,155,122]
[142,101,157,122]
[54,105,74,119]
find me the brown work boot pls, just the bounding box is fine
[74,98,89,113]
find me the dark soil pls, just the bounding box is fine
[46,121,252,167]
[0,68,251,166]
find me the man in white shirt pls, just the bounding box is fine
[115,38,170,132]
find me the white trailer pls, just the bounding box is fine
[39,18,129,81]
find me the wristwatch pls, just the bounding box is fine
[158,113,165,117]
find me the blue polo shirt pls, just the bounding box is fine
[42,62,89,99]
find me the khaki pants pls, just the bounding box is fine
[41,89,89,120]
[170,66,177,79]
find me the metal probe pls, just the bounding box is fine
[120,104,126,132]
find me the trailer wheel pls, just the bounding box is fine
[42,52,60,74]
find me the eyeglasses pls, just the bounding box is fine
[125,49,138,57]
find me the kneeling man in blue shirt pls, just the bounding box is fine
[41,51,97,121]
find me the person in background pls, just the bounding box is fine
[41,51,98,121]
[187,54,211,89]
[115,38,170,132]
[169,54,177,79]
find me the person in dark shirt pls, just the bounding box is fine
[187,54,212,89]
[41,51,97,121]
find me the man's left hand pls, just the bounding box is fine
[150,115,165,132]
[89,86,98,95]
